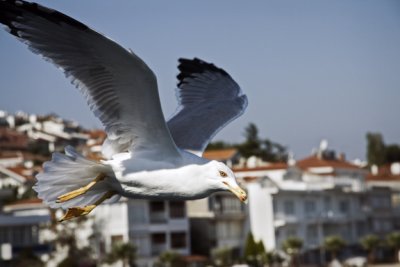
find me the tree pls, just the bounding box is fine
[324,235,346,260]
[238,123,288,162]
[244,232,258,265]
[282,237,303,267]
[155,251,184,267]
[104,242,136,267]
[212,247,234,267]
[366,133,400,165]
[386,232,400,262]
[385,145,400,163]
[360,234,380,264]
[238,123,262,159]
[366,133,386,166]
[11,248,44,267]
[206,141,233,150]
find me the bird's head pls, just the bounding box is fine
[206,160,247,203]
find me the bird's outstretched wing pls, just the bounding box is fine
[0,0,180,159]
[167,58,248,156]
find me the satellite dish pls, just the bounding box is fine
[319,139,328,151]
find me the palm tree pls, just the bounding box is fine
[324,235,346,261]
[386,232,400,262]
[156,251,186,267]
[244,232,258,265]
[104,242,136,267]
[282,236,303,267]
[360,234,380,264]
[212,247,234,267]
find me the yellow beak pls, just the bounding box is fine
[223,181,248,203]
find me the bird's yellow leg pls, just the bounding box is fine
[59,191,116,222]
[56,173,106,203]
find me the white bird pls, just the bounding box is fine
[0,0,248,222]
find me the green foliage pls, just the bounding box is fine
[237,123,288,162]
[387,232,400,249]
[324,235,346,259]
[244,232,258,261]
[206,141,233,150]
[360,234,380,263]
[243,233,274,266]
[366,132,400,165]
[212,247,234,267]
[12,248,44,267]
[208,123,288,162]
[385,145,400,163]
[155,251,185,267]
[104,242,136,267]
[282,236,303,255]
[360,234,380,251]
[256,240,266,254]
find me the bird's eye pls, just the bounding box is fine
[219,171,228,177]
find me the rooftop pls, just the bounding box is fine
[203,148,238,161]
[296,155,360,170]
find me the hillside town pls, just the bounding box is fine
[0,110,399,267]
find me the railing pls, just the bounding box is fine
[149,212,167,224]
[151,243,167,256]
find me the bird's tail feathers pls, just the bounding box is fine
[34,146,120,209]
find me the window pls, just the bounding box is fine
[221,196,242,214]
[128,202,147,224]
[339,200,349,214]
[171,232,186,249]
[151,233,166,244]
[169,201,185,218]
[324,196,332,211]
[130,234,148,256]
[306,226,317,245]
[284,200,295,215]
[150,201,165,212]
[150,201,166,223]
[151,233,166,256]
[304,200,316,215]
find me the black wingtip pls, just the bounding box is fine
[0,0,88,38]
[177,57,229,87]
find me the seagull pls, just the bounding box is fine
[0,0,248,221]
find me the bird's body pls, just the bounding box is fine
[0,0,248,221]
[107,150,212,200]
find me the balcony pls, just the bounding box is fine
[151,243,167,256]
[149,211,167,224]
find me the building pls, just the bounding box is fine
[91,199,190,267]
[239,151,400,264]
[366,162,400,232]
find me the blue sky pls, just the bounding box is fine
[0,0,399,160]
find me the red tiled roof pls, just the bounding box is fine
[233,162,288,172]
[366,164,400,181]
[7,166,35,181]
[243,176,259,183]
[6,198,43,206]
[296,155,360,170]
[203,148,238,161]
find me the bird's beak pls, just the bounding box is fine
[223,181,248,203]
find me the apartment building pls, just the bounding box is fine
[93,199,190,267]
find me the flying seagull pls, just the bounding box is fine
[0,0,248,221]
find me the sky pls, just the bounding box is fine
[0,0,399,161]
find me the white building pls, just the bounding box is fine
[93,199,190,267]
[234,152,400,264]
